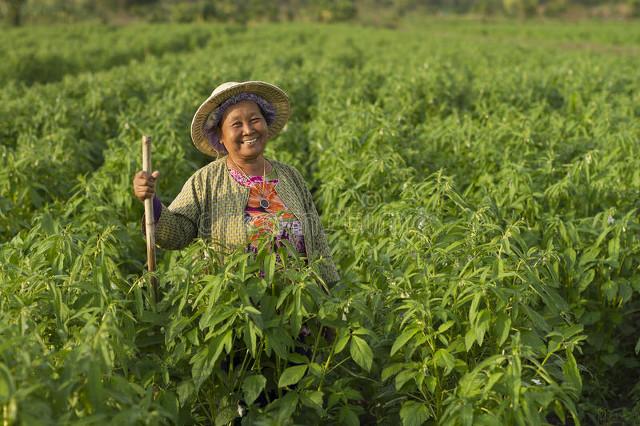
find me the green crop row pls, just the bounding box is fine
[1,20,639,425]
[0,23,244,87]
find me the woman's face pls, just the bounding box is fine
[219,100,269,161]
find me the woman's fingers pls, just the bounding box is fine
[133,170,160,202]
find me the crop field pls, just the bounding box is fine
[1,19,640,425]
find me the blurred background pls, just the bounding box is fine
[1,0,639,27]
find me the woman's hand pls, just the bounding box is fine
[133,170,160,202]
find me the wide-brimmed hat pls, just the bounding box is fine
[190,81,291,157]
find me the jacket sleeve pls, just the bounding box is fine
[154,173,202,250]
[295,171,340,286]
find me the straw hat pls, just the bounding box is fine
[190,81,291,157]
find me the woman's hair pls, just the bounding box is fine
[204,93,277,154]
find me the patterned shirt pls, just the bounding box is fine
[227,168,306,254]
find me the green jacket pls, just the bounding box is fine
[154,157,339,284]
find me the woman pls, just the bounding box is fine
[132,81,339,285]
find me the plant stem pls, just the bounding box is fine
[318,333,339,391]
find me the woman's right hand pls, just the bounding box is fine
[133,170,160,202]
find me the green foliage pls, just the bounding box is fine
[0,23,226,86]
[1,20,639,424]
[0,0,26,26]
[313,0,358,22]
[4,0,640,26]
[503,0,539,17]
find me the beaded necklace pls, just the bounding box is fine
[228,157,271,209]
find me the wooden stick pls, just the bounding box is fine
[142,135,158,301]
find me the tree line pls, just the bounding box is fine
[1,0,638,27]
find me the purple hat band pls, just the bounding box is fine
[203,93,277,154]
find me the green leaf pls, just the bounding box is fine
[334,332,351,354]
[460,403,474,426]
[579,247,600,266]
[618,282,633,303]
[199,306,236,332]
[608,236,620,261]
[242,375,266,405]
[243,321,258,357]
[475,413,503,426]
[425,376,437,393]
[176,380,195,407]
[186,328,199,346]
[291,290,303,337]
[482,372,504,398]
[469,293,481,323]
[438,320,455,334]
[522,305,550,333]
[553,401,567,425]
[350,335,373,372]
[400,400,430,426]
[308,362,323,377]
[577,269,595,292]
[494,313,511,347]
[391,327,420,357]
[381,363,404,382]
[214,405,237,426]
[160,391,179,421]
[243,305,261,316]
[301,390,324,410]
[0,363,15,403]
[264,252,277,283]
[276,284,295,310]
[465,328,476,351]
[278,365,308,388]
[352,327,373,336]
[395,369,416,390]
[265,328,294,358]
[287,353,309,364]
[275,391,299,423]
[190,330,232,390]
[475,309,491,347]
[458,371,483,398]
[558,324,584,340]
[563,350,582,394]
[602,280,618,301]
[339,406,360,426]
[434,349,456,375]
[246,277,267,302]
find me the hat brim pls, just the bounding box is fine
[190,81,291,157]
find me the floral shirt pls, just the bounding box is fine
[228,168,306,254]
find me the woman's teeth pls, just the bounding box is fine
[243,138,257,145]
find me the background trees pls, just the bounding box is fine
[1,0,27,25]
[1,0,638,26]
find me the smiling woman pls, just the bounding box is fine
[132,81,339,285]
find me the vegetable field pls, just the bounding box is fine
[1,20,640,425]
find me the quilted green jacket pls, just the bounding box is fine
[154,157,339,284]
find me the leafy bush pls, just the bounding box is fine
[1,20,639,425]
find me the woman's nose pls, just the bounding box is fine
[242,121,253,134]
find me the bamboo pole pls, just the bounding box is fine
[142,135,158,302]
